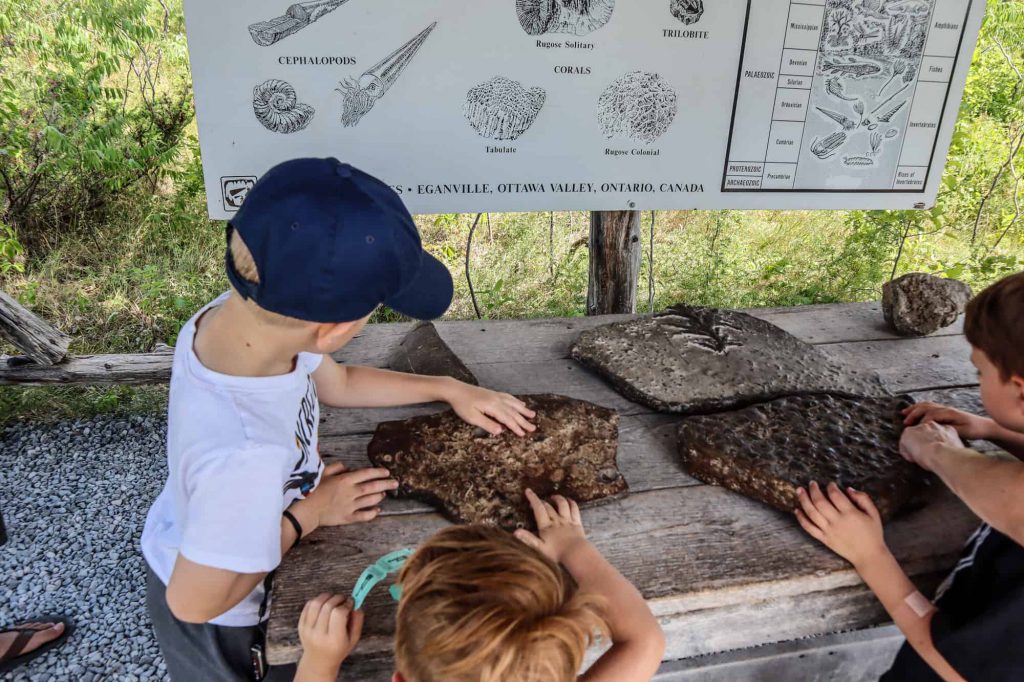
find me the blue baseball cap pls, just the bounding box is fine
[227,158,453,323]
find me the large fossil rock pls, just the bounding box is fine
[368,394,625,529]
[678,394,930,520]
[386,322,478,386]
[571,305,887,414]
[882,273,972,337]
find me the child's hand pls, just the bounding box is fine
[445,382,537,437]
[297,594,363,680]
[903,401,995,440]
[514,489,589,564]
[306,463,398,528]
[795,481,888,570]
[900,422,965,471]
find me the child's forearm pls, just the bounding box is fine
[855,550,964,682]
[986,422,1024,460]
[294,657,340,682]
[563,542,665,682]
[923,444,1024,545]
[320,365,452,408]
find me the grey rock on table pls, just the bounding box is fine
[882,273,972,337]
[386,321,478,386]
[678,393,930,520]
[570,305,887,414]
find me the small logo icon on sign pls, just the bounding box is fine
[221,176,257,211]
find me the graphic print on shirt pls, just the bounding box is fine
[285,374,321,495]
[935,523,993,600]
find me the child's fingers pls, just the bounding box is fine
[795,509,828,543]
[489,406,526,437]
[323,461,349,476]
[347,607,365,646]
[808,481,838,521]
[825,482,855,513]
[569,498,582,524]
[319,593,348,630]
[506,398,537,420]
[351,508,382,523]
[327,597,354,634]
[514,528,543,549]
[524,488,552,527]
[903,402,938,424]
[510,411,537,434]
[355,491,388,508]
[357,478,399,497]
[472,411,505,436]
[797,487,830,529]
[551,494,572,519]
[847,488,881,521]
[343,468,396,484]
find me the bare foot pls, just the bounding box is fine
[0,622,65,661]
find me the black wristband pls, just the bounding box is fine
[282,510,303,550]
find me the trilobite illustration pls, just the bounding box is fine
[252,79,315,134]
[670,0,704,25]
[515,0,615,36]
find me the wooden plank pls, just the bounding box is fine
[266,484,977,666]
[0,304,968,386]
[588,211,642,315]
[653,625,903,681]
[0,290,70,366]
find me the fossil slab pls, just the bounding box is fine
[571,305,887,414]
[386,322,478,386]
[678,394,929,520]
[367,394,626,529]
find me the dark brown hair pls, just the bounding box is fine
[964,272,1024,380]
[394,525,609,682]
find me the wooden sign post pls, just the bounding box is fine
[587,210,642,316]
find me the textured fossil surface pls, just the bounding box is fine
[571,305,887,414]
[670,0,704,24]
[386,322,478,386]
[598,71,678,144]
[516,0,616,36]
[678,394,928,519]
[882,273,972,337]
[465,77,546,141]
[368,394,625,529]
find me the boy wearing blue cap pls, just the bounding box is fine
[140,158,536,681]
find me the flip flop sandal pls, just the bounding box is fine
[0,615,73,674]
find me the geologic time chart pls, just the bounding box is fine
[724,0,975,194]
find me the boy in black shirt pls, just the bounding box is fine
[794,272,1024,681]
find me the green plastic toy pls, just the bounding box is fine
[352,548,414,610]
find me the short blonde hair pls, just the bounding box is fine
[228,229,308,327]
[394,525,609,682]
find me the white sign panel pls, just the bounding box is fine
[183,0,985,218]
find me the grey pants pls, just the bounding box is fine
[146,564,296,682]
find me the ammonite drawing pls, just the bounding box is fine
[252,79,315,134]
[515,0,615,37]
[597,71,678,144]
[464,77,547,141]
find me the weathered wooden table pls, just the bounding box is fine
[266,302,985,680]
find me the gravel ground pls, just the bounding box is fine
[1,416,169,681]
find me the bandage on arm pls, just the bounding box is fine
[905,590,937,618]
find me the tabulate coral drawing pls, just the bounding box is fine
[464,77,547,141]
[670,0,704,25]
[337,23,437,127]
[598,71,678,144]
[253,79,315,134]
[516,0,616,37]
[248,0,352,47]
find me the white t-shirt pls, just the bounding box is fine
[141,292,325,627]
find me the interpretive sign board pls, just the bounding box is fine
[183,0,985,218]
